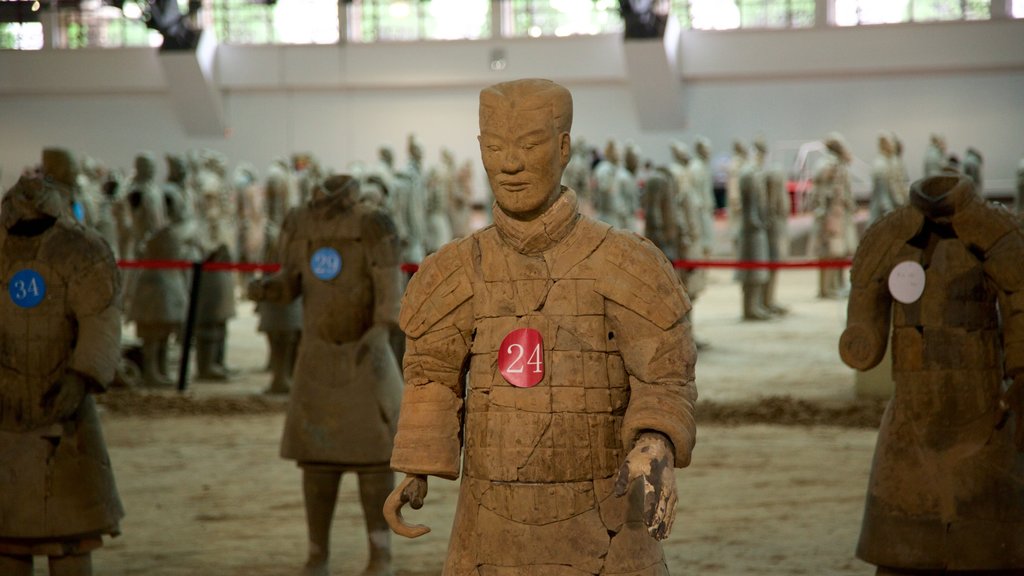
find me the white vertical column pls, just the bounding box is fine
[814,0,831,27]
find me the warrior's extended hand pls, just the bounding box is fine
[40,370,89,423]
[383,474,431,538]
[614,432,677,541]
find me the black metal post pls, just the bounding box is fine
[177,260,204,392]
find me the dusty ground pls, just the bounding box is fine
[63,265,884,576]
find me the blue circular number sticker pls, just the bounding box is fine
[310,247,342,281]
[9,269,47,308]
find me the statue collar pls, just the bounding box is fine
[492,186,580,255]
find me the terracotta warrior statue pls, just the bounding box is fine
[923,133,948,178]
[248,174,404,576]
[131,187,201,388]
[839,172,1024,575]
[384,78,698,575]
[0,174,124,576]
[809,132,857,299]
[759,140,790,316]
[593,140,638,231]
[868,133,899,224]
[256,158,302,395]
[737,140,772,320]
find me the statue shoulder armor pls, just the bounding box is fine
[594,228,690,330]
[46,221,118,273]
[850,206,923,283]
[399,235,474,338]
[357,205,399,243]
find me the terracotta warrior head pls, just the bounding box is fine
[478,78,573,221]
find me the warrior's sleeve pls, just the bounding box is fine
[962,201,1024,378]
[839,206,923,371]
[390,238,474,480]
[361,208,403,326]
[67,232,123,391]
[596,231,697,468]
[259,208,303,303]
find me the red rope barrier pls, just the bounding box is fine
[117,258,850,273]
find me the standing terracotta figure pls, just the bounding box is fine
[256,158,302,395]
[839,173,1024,575]
[809,133,857,299]
[384,78,697,575]
[725,140,748,252]
[737,142,772,321]
[869,133,899,224]
[593,140,637,230]
[761,147,790,316]
[192,151,238,381]
[423,149,455,254]
[922,133,948,178]
[248,174,403,576]
[642,165,680,263]
[132,188,201,388]
[962,146,983,192]
[669,141,707,307]
[561,137,594,210]
[0,175,124,576]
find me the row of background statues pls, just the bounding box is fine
[5,131,1019,392]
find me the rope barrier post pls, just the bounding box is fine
[177,260,205,393]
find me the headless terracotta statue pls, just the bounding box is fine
[249,174,404,576]
[384,78,698,575]
[0,174,124,576]
[840,174,1024,575]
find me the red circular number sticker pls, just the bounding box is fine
[498,328,545,388]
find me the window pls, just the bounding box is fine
[834,0,994,26]
[672,0,815,29]
[348,0,490,42]
[499,0,621,38]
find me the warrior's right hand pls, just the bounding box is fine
[246,278,266,301]
[383,473,431,538]
[40,370,89,423]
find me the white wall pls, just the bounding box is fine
[1,20,1022,195]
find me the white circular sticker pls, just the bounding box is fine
[888,261,926,304]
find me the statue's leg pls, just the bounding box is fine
[765,270,788,315]
[48,552,92,576]
[0,554,32,576]
[357,471,395,576]
[265,332,289,395]
[742,283,771,321]
[142,335,173,388]
[301,468,342,576]
[196,324,227,381]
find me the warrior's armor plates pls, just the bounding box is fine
[268,194,404,465]
[392,188,697,575]
[0,189,123,550]
[841,175,1024,571]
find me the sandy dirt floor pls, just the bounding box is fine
[48,266,886,576]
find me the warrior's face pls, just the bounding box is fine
[479,93,570,221]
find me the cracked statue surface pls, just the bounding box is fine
[384,78,698,575]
